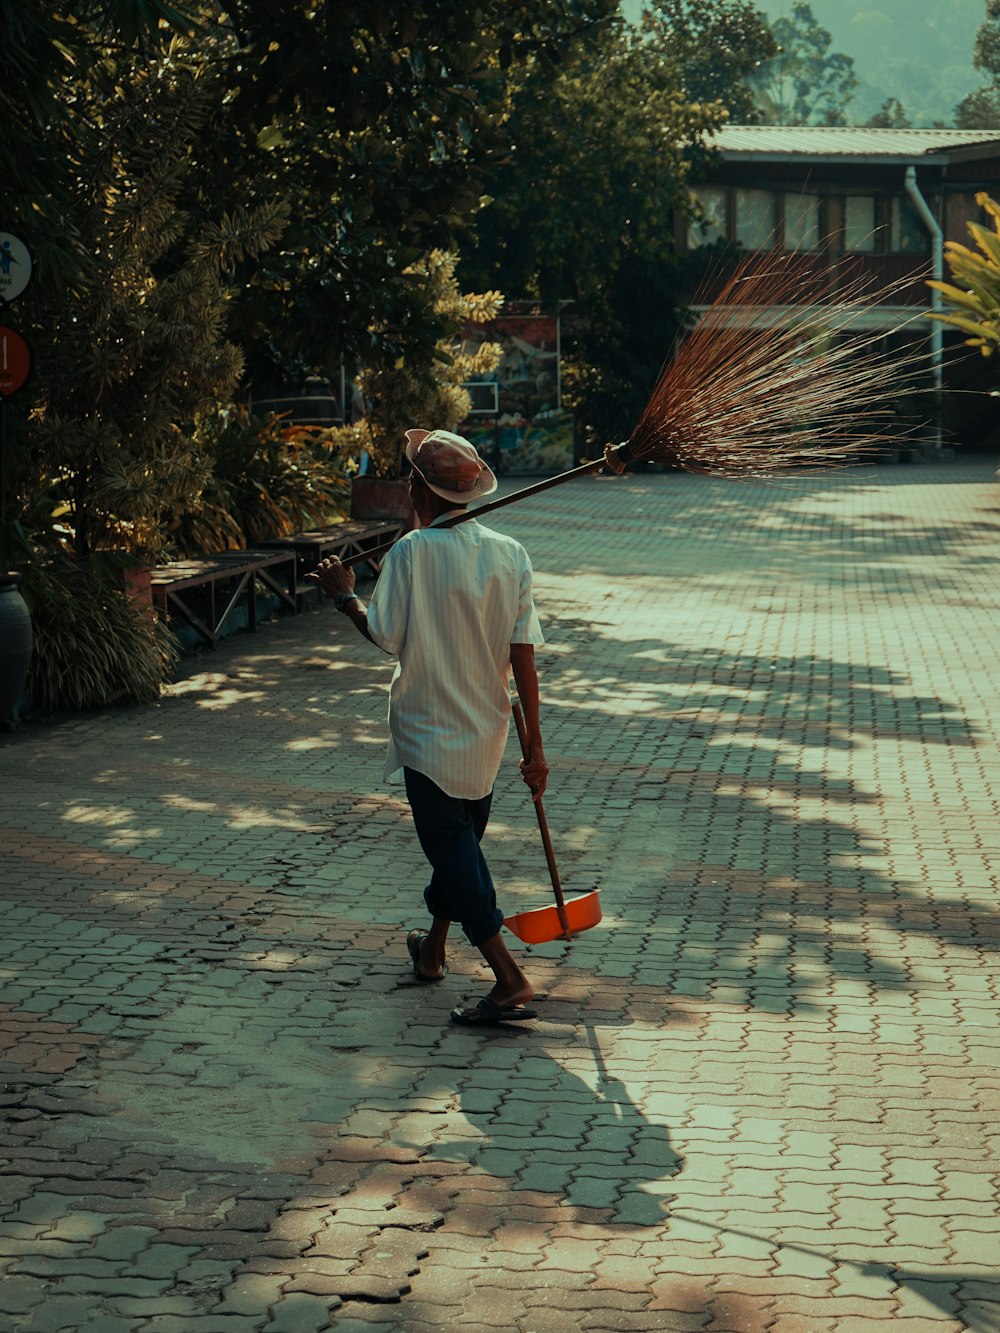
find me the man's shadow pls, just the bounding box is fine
[427,1019,683,1225]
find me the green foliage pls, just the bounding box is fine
[0,3,89,293]
[956,0,1000,127]
[789,0,980,128]
[177,0,617,389]
[639,0,777,124]
[86,0,200,46]
[463,14,738,448]
[929,192,1000,356]
[749,1,857,125]
[352,251,504,478]
[974,0,1000,74]
[166,411,350,555]
[955,85,1000,128]
[20,555,177,714]
[28,0,616,456]
[464,20,724,306]
[18,28,289,562]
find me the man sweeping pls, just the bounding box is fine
[309,428,548,1027]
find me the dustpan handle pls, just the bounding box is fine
[512,700,572,938]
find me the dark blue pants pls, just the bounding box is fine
[403,768,503,947]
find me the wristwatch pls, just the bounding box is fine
[334,590,360,613]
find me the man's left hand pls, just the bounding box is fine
[520,747,549,802]
[307,555,355,597]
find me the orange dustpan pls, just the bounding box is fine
[504,701,602,944]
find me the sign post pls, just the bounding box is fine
[0,233,33,305]
[0,322,33,535]
[0,326,31,397]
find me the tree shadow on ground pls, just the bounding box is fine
[482,627,999,1027]
[500,464,1000,589]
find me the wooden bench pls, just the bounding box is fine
[261,518,406,589]
[150,549,299,649]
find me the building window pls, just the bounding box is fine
[688,186,728,247]
[891,197,930,254]
[784,192,821,251]
[735,188,777,249]
[844,195,879,252]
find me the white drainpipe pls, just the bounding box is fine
[904,165,944,452]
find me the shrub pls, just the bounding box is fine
[165,410,351,557]
[20,556,176,714]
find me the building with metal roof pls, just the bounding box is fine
[711,126,1000,165]
[682,126,1000,456]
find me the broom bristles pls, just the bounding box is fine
[619,249,932,477]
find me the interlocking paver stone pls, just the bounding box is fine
[2,461,999,1330]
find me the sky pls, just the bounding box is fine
[620,0,985,126]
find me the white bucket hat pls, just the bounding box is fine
[405,429,498,505]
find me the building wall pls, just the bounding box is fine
[682,144,1000,454]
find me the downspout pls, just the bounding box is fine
[556,302,562,411]
[904,165,944,453]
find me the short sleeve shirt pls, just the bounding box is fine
[365,514,544,800]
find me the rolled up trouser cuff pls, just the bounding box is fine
[404,768,502,947]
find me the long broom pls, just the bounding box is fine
[338,249,930,567]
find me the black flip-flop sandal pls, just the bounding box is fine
[450,997,538,1026]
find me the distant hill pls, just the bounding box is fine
[762,0,983,126]
[621,0,985,127]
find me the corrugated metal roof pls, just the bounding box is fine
[712,126,1000,161]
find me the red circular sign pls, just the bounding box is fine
[0,326,31,397]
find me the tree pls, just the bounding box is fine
[956,0,1000,128]
[749,1,857,126]
[170,0,617,392]
[464,22,724,305]
[639,0,777,125]
[1,2,202,296]
[1,4,88,297]
[866,98,910,129]
[7,0,619,406]
[6,8,311,713]
[8,0,621,537]
[17,30,287,561]
[459,17,728,445]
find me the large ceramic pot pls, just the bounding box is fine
[121,564,153,612]
[349,476,415,530]
[0,572,33,725]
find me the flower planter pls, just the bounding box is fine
[349,476,415,530]
[0,572,33,726]
[121,564,154,613]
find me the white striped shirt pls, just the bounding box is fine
[365,513,544,800]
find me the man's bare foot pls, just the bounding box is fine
[486,981,535,1010]
[407,929,446,982]
[477,931,534,1011]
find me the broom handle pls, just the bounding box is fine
[341,455,609,568]
[512,700,572,938]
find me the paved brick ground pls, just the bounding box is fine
[1,458,999,1332]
